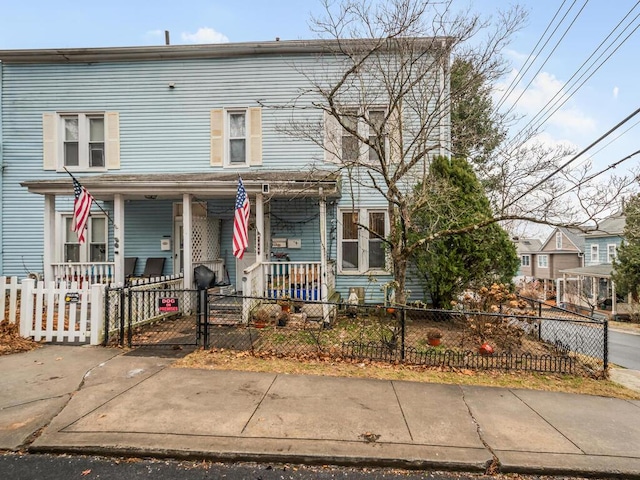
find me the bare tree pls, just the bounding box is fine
[276,0,637,304]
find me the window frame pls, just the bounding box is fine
[590,244,599,264]
[60,214,108,263]
[338,107,388,165]
[521,255,530,267]
[555,231,563,249]
[225,109,249,167]
[338,207,389,274]
[537,254,549,268]
[58,112,107,172]
[607,244,617,263]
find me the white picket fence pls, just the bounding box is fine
[2,276,104,345]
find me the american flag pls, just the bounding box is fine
[232,178,250,259]
[72,177,94,244]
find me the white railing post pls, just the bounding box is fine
[19,279,35,338]
[90,284,105,345]
[242,275,250,323]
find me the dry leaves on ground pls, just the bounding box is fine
[0,319,40,355]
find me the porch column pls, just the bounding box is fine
[562,273,567,305]
[611,279,617,317]
[43,194,55,282]
[319,190,329,322]
[113,194,125,284]
[592,277,597,306]
[183,194,193,288]
[255,193,265,296]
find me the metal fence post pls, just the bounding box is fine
[401,308,406,361]
[603,318,609,372]
[127,287,133,347]
[118,287,126,346]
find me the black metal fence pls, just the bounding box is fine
[106,289,607,375]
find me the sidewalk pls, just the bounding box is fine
[1,345,640,477]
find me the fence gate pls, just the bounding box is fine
[105,286,205,348]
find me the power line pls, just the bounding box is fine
[503,106,640,211]
[505,3,640,152]
[494,0,571,112]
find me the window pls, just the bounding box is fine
[521,255,530,267]
[62,114,105,169]
[607,244,617,263]
[555,231,563,249]
[339,208,388,273]
[590,244,599,264]
[63,216,107,263]
[228,111,247,164]
[331,108,387,164]
[42,111,119,172]
[210,108,262,167]
[537,255,548,268]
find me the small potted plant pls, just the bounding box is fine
[426,328,443,347]
[277,295,293,313]
[252,308,271,329]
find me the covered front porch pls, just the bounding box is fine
[21,171,340,303]
[559,265,636,320]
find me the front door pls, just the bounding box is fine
[236,227,256,292]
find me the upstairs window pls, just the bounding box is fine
[555,231,563,249]
[62,114,105,169]
[590,244,599,264]
[228,111,247,164]
[368,109,386,163]
[325,108,388,164]
[209,108,262,168]
[607,244,617,263]
[42,112,119,172]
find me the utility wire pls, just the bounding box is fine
[503,106,640,211]
[494,0,571,112]
[506,3,640,152]
[501,0,589,119]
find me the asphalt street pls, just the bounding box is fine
[609,329,640,370]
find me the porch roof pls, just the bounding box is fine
[559,264,614,279]
[21,170,341,200]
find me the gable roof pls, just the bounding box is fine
[541,226,586,251]
[584,213,626,237]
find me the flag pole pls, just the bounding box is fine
[63,167,118,229]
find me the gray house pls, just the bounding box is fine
[0,39,451,304]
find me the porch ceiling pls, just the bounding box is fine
[21,170,341,200]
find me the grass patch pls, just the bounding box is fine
[173,348,640,401]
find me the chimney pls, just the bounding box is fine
[165,30,170,46]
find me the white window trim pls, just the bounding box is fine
[521,255,530,267]
[555,231,562,249]
[225,109,250,168]
[57,112,108,173]
[57,212,108,263]
[337,107,388,165]
[337,207,390,275]
[607,244,617,263]
[590,244,599,264]
[537,254,548,268]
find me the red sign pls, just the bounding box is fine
[158,297,179,313]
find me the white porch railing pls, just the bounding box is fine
[263,261,323,301]
[53,262,115,287]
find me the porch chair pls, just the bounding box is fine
[142,257,166,278]
[124,257,138,279]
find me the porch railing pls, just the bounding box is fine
[52,262,115,288]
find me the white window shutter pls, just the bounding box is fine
[323,111,340,164]
[105,112,120,169]
[42,113,57,170]
[210,109,224,166]
[388,105,402,164]
[249,107,262,166]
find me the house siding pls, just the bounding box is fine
[585,236,622,266]
[1,45,445,305]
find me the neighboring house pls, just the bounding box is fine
[559,212,627,318]
[513,237,542,279]
[0,39,451,305]
[537,227,585,299]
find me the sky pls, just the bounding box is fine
[0,0,638,233]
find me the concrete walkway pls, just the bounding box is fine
[2,345,640,477]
